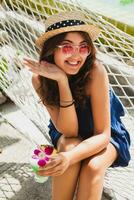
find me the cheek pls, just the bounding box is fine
[54,51,64,66]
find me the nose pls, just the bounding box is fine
[71,46,80,57]
[70,52,80,59]
[74,46,79,54]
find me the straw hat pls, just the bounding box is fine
[35,11,101,49]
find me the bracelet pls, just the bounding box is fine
[60,100,75,108]
[60,99,74,103]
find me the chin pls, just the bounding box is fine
[65,65,83,75]
[66,68,80,75]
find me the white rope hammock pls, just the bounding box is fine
[0,0,134,199]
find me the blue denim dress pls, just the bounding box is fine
[48,89,131,167]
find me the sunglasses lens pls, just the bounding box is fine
[62,45,73,54]
[79,45,90,55]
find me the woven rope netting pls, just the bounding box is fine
[0,0,134,199]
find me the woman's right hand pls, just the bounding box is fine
[23,58,67,82]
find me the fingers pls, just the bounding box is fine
[37,156,63,176]
[23,57,66,81]
[37,164,63,177]
[38,170,62,177]
[37,166,60,176]
[23,58,42,75]
[36,153,70,177]
[23,58,48,73]
[23,58,53,70]
[39,156,61,171]
[23,57,38,65]
[23,58,39,68]
[45,156,61,169]
[23,58,47,67]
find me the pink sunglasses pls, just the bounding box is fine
[57,44,91,57]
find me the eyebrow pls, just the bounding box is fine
[62,39,87,44]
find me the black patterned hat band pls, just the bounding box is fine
[46,20,85,32]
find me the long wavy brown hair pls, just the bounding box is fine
[38,31,96,107]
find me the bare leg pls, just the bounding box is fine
[52,136,82,200]
[76,143,118,200]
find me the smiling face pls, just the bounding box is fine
[53,32,90,75]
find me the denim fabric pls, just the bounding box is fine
[48,89,131,167]
[109,89,131,167]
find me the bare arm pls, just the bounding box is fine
[56,77,78,137]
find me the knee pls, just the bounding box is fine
[82,157,106,175]
[57,136,82,152]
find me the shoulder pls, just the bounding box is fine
[86,60,109,95]
[90,60,107,79]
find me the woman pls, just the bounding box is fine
[24,11,131,200]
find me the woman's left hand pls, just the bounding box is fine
[37,152,71,177]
